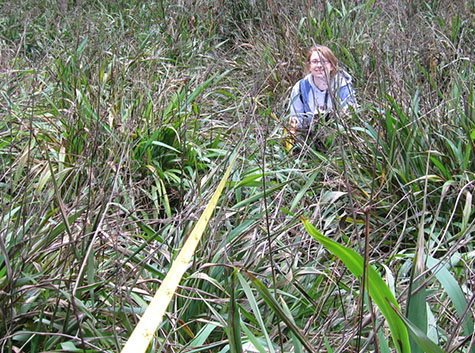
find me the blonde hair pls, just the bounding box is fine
[306,45,339,77]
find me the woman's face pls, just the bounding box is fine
[309,50,333,80]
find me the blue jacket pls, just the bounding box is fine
[288,71,356,128]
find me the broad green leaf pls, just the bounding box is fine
[60,341,81,351]
[426,304,439,344]
[427,256,474,340]
[151,140,181,153]
[377,329,392,353]
[391,303,447,353]
[233,172,268,188]
[301,218,410,353]
[407,276,427,353]
[188,323,218,347]
[407,183,428,353]
[280,298,303,353]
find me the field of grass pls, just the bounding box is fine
[0,0,474,352]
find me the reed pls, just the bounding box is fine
[0,0,473,352]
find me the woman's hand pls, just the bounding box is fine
[341,106,350,116]
[289,117,298,135]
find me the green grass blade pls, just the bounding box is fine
[240,322,270,353]
[290,171,318,212]
[231,183,286,210]
[46,207,87,239]
[245,270,315,352]
[324,335,334,353]
[461,191,472,232]
[236,271,275,353]
[229,270,243,353]
[280,297,303,353]
[185,70,230,107]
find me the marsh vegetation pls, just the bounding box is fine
[0,0,474,352]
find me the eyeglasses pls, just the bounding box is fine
[310,59,330,65]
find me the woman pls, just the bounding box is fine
[288,45,356,148]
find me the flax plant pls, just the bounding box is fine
[0,0,474,352]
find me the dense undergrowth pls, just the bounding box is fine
[0,0,474,352]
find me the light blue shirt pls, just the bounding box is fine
[289,71,356,128]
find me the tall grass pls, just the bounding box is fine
[0,0,474,352]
